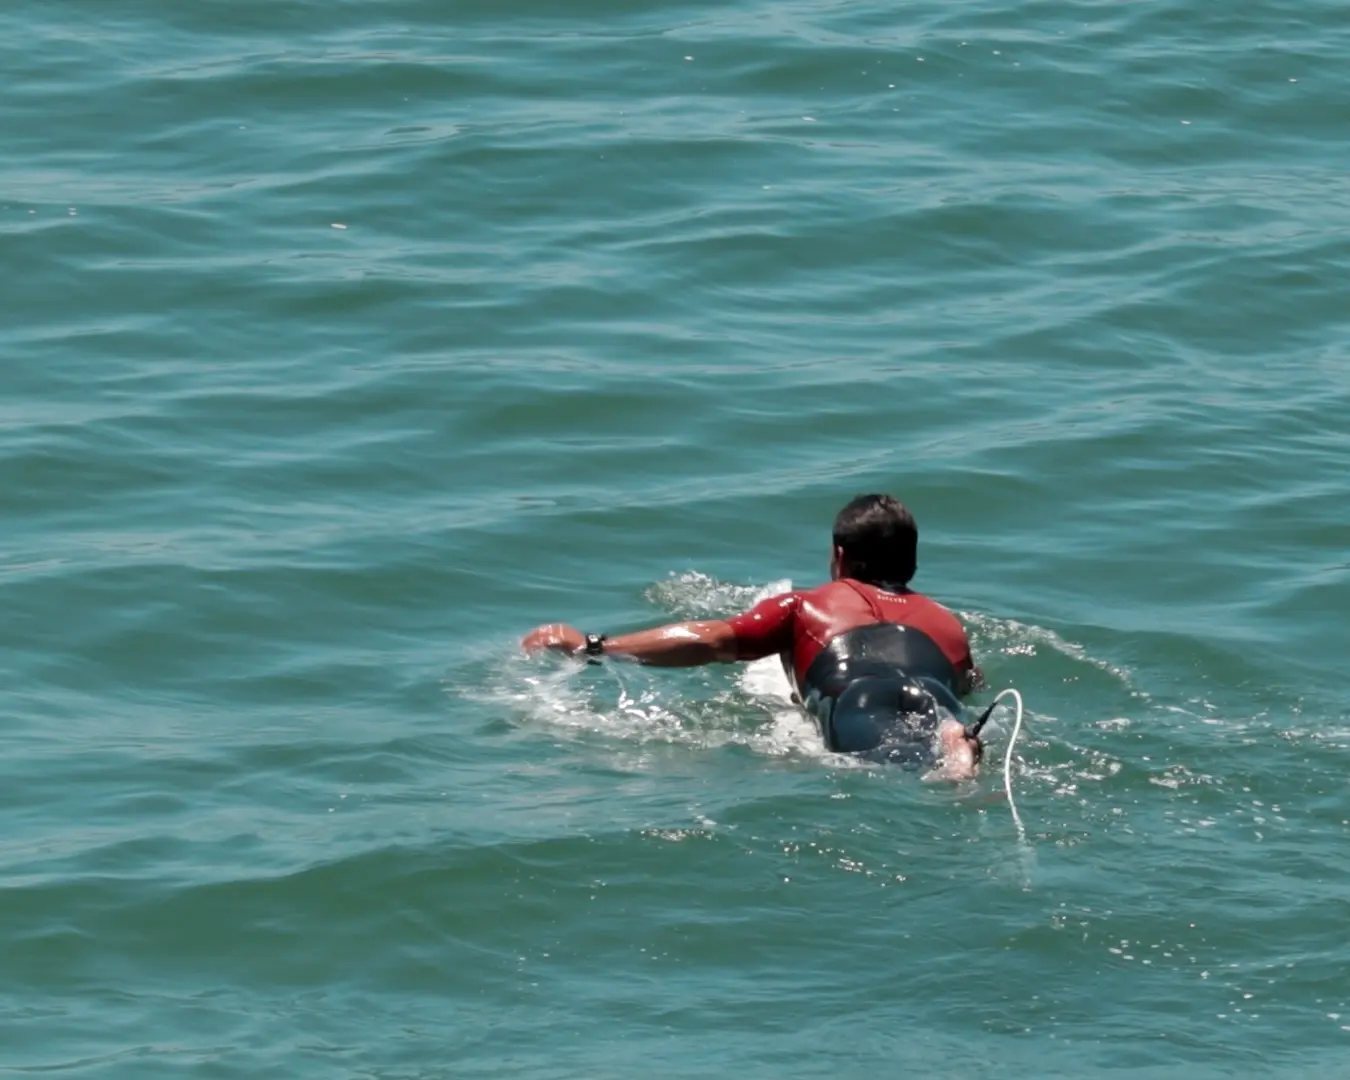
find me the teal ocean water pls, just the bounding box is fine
[3,0,1349,1075]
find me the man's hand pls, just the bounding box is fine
[521,623,585,656]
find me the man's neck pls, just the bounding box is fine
[861,579,912,595]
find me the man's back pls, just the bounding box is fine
[726,579,975,691]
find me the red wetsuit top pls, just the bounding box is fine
[725,579,975,692]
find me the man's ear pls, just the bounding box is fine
[830,545,847,580]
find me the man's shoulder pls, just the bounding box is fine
[901,591,972,656]
[902,587,956,612]
[903,589,965,624]
[796,580,861,604]
[796,580,963,627]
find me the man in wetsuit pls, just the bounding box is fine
[521,494,983,776]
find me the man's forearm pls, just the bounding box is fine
[603,620,738,667]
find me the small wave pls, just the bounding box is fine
[642,570,791,620]
[960,609,1136,686]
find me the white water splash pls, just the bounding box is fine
[468,573,861,765]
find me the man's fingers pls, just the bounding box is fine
[521,623,582,654]
[520,625,555,651]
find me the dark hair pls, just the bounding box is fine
[832,494,918,586]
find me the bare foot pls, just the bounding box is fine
[926,718,981,781]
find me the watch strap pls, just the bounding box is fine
[583,633,608,657]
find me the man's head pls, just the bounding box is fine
[831,493,918,587]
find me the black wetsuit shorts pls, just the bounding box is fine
[796,623,963,766]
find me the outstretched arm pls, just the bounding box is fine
[521,620,740,667]
[522,591,797,668]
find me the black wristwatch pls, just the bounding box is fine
[583,633,608,657]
